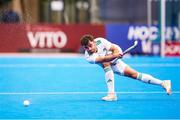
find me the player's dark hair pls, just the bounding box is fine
[80,34,94,46]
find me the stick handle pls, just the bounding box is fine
[115,41,138,61]
[123,40,138,55]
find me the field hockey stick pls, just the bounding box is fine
[114,40,138,61]
[122,40,138,55]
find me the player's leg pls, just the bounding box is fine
[124,66,171,95]
[124,66,163,85]
[112,60,171,95]
[102,62,117,101]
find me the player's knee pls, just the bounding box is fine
[124,71,138,79]
[131,72,138,79]
[102,62,111,68]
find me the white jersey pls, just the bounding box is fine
[85,37,122,64]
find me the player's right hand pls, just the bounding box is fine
[113,53,123,58]
[118,53,123,58]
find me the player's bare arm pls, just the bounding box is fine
[95,44,122,63]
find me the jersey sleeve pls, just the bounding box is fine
[100,38,112,51]
[94,37,112,51]
[85,51,98,64]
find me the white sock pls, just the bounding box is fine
[137,73,163,85]
[104,66,115,94]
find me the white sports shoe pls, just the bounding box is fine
[162,80,172,95]
[102,94,117,101]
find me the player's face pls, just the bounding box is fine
[83,41,97,53]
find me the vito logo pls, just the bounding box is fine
[128,26,158,41]
[27,31,67,48]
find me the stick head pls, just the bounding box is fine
[134,40,138,46]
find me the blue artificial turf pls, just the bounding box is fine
[0,56,180,119]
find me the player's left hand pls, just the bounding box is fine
[119,53,123,58]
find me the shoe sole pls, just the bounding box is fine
[102,98,117,101]
[166,80,172,95]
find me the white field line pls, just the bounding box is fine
[0,63,180,68]
[0,91,180,95]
